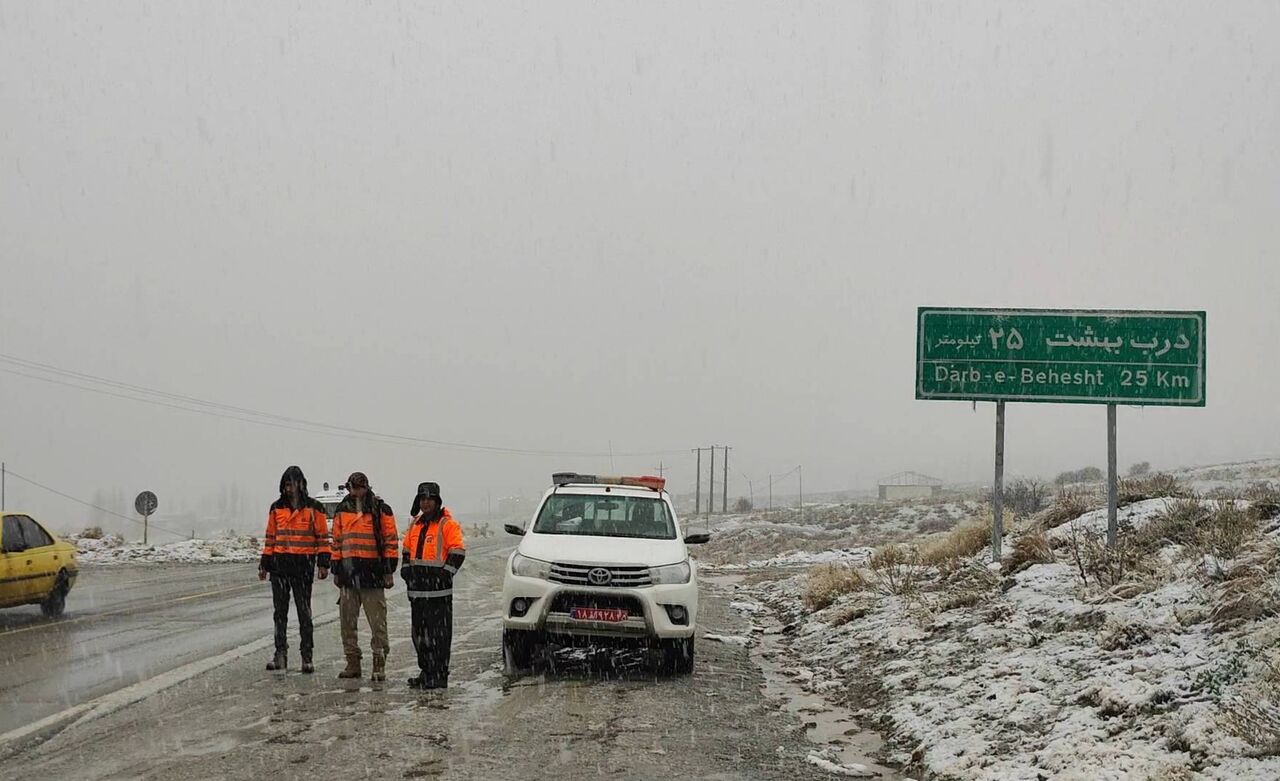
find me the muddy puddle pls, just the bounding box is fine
[714,583,905,780]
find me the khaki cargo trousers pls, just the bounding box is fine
[338,587,389,661]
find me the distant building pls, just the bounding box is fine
[878,472,943,501]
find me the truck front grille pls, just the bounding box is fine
[548,562,652,588]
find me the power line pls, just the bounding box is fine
[0,353,686,459]
[3,467,188,539]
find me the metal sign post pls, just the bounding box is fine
[1107,404,1118,547]
[916,307,1206,558]
[993,402,1006,561]
[135,490,158,545]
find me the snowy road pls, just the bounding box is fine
[0,544,888,779]
[0,562,287,737]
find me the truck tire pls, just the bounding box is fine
[41,572,69,617]
[503,629,535,677]
[662,637,694,675]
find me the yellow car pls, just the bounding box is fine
[1,512,79,616]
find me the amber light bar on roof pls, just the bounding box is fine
[551,473,667,492]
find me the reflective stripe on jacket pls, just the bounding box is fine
[330,496,398,589]
[260,499,330,576]
[401,508,465,598]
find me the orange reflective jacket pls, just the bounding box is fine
[402,509,465,568]
[260,499,330,575]
[401,508,465,599]
[331,496,398,589]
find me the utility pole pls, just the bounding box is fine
[693,449,702,516]
[798,466,804,519]
[722,446,730,514]
[768,474,773,511]
[1,462,5,511]
[740,472,754,510]
[709,446,716,517]
[654,462,665,478]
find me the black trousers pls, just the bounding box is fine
[271,574,314,655]
[410,596,453,684]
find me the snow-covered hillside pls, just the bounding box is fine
[713,462,1280,779]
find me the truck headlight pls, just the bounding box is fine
[511,553,551,579]
[650,560,691,585]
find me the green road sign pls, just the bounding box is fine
[916,308,1206,406]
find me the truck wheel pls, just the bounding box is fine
[662,637,695,675]
[41,573,69,617]
[503,629,535,677]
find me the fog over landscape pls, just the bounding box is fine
[2,1,1277,536]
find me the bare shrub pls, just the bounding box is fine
[1004,533,1054,574]
[920,520,990,570]
[1037,489,1093,531]
[932,563,1000,612]
[1245,482,1280,522]
[1198,502,1258,561]
[868,544,923,596]
[828,598,875,627]
[1056,466,1104,486]
[1135,497,1210,551]
[1065,520,1157,588]
[803,564,866,612]
[1222,652,1280,755]
[1004,478,1049,516]
[1099,618,1152,651]
[1117,473,1192,506]
[1210,576,1280,631]
[1127,461,1152,477]
[79,526,105,540]
[916,516,953,535]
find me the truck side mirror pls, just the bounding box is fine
[683,532,710,545]
[504,523,525,536]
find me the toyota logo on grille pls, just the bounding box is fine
[587,567,613,586]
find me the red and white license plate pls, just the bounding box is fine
[571,607,629,622]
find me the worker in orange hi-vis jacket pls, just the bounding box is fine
[258,465,330,674]
[400,482,465,689]
[329,471,398,682]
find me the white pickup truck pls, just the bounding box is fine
[500,473,708,676]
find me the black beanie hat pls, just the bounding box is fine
[411,482,442,517]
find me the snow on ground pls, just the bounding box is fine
[701,498,983,566]
[71,533,260,565]
[1044,498,1171,541]
[710,547,876,571]
[1172,459,1280,497]
[739,558,1280,779]
[714,471,1280,780]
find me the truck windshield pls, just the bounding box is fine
[532,494,676,540]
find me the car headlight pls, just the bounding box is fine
[511,553,552,579]
[650,560,691,585]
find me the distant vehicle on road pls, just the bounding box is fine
[312,481,349,520]
[1,512,79,616]
[501,473,709,676]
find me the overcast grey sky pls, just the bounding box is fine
[2,1,1278,532]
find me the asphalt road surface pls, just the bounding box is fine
[0,542,894,780]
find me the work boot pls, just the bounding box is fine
[407,674,426,689]
[300,653,314,675]
[371,655,386,683]
[337,657,361,679]
[266,651,287,671]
